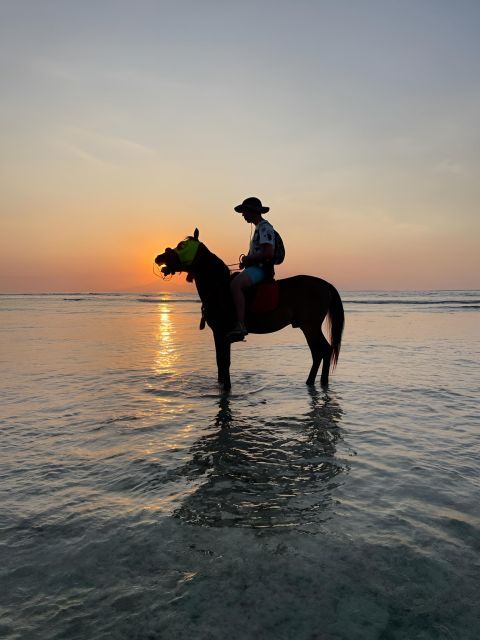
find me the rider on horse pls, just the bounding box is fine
[154,224,343,390]
[228,197,277,342]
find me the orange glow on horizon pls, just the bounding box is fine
[1,198,478,292]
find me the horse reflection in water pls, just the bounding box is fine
[174,389,348,530]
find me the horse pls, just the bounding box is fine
[155,228,344,392]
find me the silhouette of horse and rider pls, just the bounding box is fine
[155,197,344,392]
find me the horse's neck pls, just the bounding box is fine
[193,246,230,304]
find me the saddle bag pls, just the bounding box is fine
[249,281,279,314]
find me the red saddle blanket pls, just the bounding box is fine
[248,281,280,314]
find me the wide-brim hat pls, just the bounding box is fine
[234,196,269,214]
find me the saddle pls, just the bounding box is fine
[199,280,280,330]
[248,280,280,314]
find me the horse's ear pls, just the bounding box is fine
[194,228,199,240]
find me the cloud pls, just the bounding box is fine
[29,56,74,82]
[53,126,157,167]
[433,159,465,175]
[57,142,117,168]
[65,126,156,154]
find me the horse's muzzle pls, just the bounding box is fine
[155,248,181,275]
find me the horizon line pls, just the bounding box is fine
[1,287,479,296]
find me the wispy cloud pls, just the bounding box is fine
[56,141,117,169]
[64,126,157,155]
[53,126,157,167]
[29,56,75,82]
[433,159,465,176]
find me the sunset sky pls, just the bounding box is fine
[1,1,479,292]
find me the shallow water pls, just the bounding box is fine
[1,291,479,639]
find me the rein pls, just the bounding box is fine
[153,262,174,280]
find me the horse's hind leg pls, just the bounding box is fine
[302,328,331,386]
[302,329,322,385]
[320,335,332,386]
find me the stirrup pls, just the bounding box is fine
[227,328,248,343]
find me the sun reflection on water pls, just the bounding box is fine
[153,302,178,375]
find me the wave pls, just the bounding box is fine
[136,297,200,304]
[344,299,480,306]
[3,291,478,312]
[55,294,200,304]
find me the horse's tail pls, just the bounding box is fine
[327,283,344,369]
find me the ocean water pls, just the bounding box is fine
[1,290,479,640]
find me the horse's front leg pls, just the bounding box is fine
[213,331,231,392]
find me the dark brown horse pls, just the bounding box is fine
[155,229,344,392]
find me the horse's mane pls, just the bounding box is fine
[196,242,231,282]
[188,242,232,323]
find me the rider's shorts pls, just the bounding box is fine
[244,265,268,285]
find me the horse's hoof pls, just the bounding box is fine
[218,379,231,393]
[320,378,329,387]
[306,378,315,386]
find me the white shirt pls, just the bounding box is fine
[248,220,275,258]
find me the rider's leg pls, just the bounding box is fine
[230,271,253,331]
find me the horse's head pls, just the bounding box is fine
[155,228,201,276]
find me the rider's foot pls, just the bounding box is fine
[227,322,248,342]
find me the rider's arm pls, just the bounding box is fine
[243,243,274,266]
